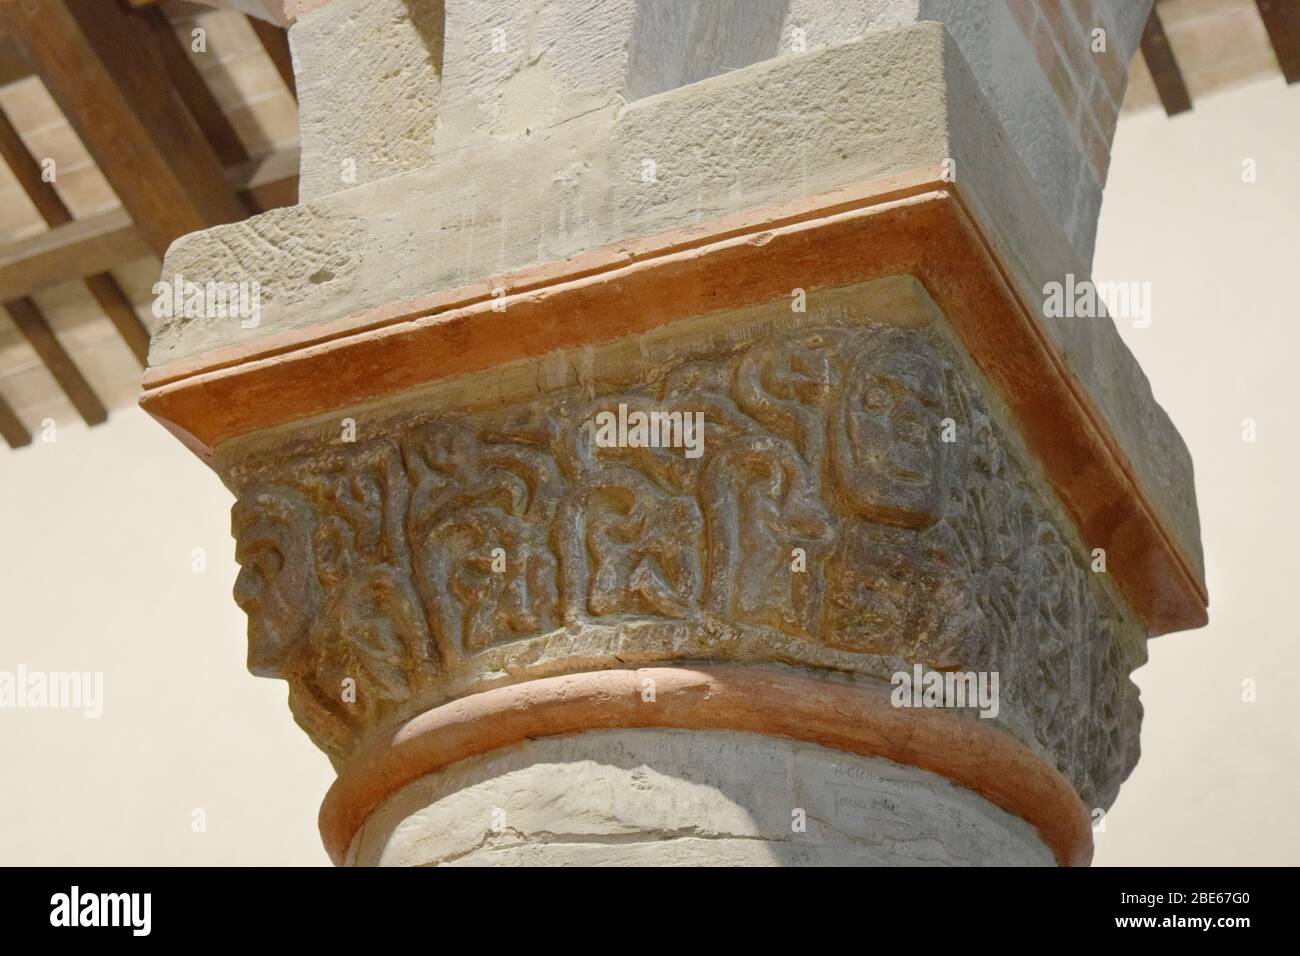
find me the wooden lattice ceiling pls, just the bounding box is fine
[1128,0,1299,116]
[0,0,298,448]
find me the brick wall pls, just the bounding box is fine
[1008,0,1133,187]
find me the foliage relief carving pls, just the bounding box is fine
[230,323,1143,804]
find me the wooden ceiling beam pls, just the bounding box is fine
[248,16,297,100]
[0,209,145,304]
[127,0,293,25]
[231,146,300,212]
[1141,7,1192,117]
[1257,0,1300,85]
[134,5,251,167]
[84,272,150,366]
[0,389,31,448]
[0,103,71,225]
[3,296,106,427]
[0,0,247,259]
[0,148,298,304]
[0,105,151,366]
[0,33,30,86]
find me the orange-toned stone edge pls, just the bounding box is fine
[139,166,1207,636]
[319,665,1094,867]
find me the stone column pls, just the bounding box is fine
[143,0,1206,866]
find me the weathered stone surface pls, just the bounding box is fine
[227,284,1145,811]
[349,729,1056,866]
[292,0,445,201]
[159,21,1201,589]
[286,0,1140,263]
[157,26,946,362]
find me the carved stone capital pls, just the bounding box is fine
[219,280,1147,862]
[142,21,1205,866]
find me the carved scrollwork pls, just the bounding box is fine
[230,319,1145,805]
[402,421,562,655]
[701,434,833,638]
[232,442,433,758]
[559,467,704,621]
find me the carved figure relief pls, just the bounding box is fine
[402,422,561,654]
[233,442,433,757]
[230,319,1144,804]
[559,468,703,621]
[701,434,832,637]
[828,335,950,529]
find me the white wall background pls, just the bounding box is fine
[1090,74,1300,865]
[0,408,334,865]
[0,72,1296,867]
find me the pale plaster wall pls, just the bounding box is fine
[1089,74,1300,866]
[0,407,334,865]
[0,72,1296,868]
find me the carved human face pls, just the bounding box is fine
[232,489,319,678]
[835,347,945,529]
